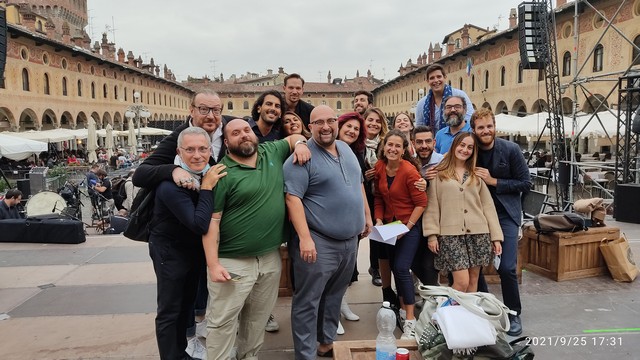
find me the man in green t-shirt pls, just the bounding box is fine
[202,118,309,360]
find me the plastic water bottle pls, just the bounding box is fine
[376,301,397,360]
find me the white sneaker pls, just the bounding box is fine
[401,319,416,340]
[185,337,207,360]
[195,320,207,338]
[340,296,360,321]
[265,314,279,332]
[337,320,345,335]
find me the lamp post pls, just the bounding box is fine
[411,88,426,115]
[124,91,151,154]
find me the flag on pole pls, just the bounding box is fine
[466,57,473,76]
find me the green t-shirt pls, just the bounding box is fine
[214,139,290,257]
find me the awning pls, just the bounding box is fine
[0,133,49,161]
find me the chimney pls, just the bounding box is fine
[327,70,332,84]
[117,48,125,62]
[434,43,442,60]
[45,21,55,38]
[278,67,284,74]
[62,22,71,44]
[267,69,273,76]
[127,51,135,66]
[509,8,517,28]
[447,39,455,54]
[462,25,471,48]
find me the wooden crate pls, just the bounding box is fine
[522,225,619,281]
[334,339,422,359]
[278,245,293,297]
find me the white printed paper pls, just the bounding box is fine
[368,221,410,246]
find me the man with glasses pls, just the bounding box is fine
[283,73,314,127]
[250,90,285,142]
[434,96,472,154]
[284,105,372,359]
[415,64,474,135]
[134,89,231,190]
[133,89,232,358]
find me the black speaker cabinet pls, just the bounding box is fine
[614,184,640,224]
[16,178,31,198]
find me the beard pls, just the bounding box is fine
[446,113,463,127]
[314,130,337,148]
[228,139,258,158]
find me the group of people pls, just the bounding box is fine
[132,65,531,360]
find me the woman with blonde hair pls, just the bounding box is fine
[423,132,503,293]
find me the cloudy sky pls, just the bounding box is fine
[87,0,520,83]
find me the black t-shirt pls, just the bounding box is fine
[98,177,113,200]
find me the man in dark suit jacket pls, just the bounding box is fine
[472,108,532,337]
[133,90,233,190]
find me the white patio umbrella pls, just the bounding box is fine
[87,117,98,163]
[105,123,114,159]
[128,118,137,154]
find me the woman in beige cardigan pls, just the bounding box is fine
[423,132,503,293]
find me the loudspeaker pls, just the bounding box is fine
[0,7,6,81]
[518,2,547,69]
[614,184,640,223]
[16,178,31,198]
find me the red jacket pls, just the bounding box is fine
[374,159,427,224]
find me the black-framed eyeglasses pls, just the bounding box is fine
[310,118,337,126]
[444,104,464,111]
[180,146,211,154]
[193,105,223,116]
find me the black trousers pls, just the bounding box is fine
[149,237,204,360]
[411,235,439,286]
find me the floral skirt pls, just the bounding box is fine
[434,233,493,272]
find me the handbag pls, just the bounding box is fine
[123,188,155,242]
[600,233,639,282]
[415,286,534,359]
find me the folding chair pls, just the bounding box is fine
[521,190,550,221]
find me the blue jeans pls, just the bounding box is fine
[478,213,522,314]
[381,225,421,305]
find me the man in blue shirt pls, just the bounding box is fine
[415,64,473,134]
[434,96,472,154]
